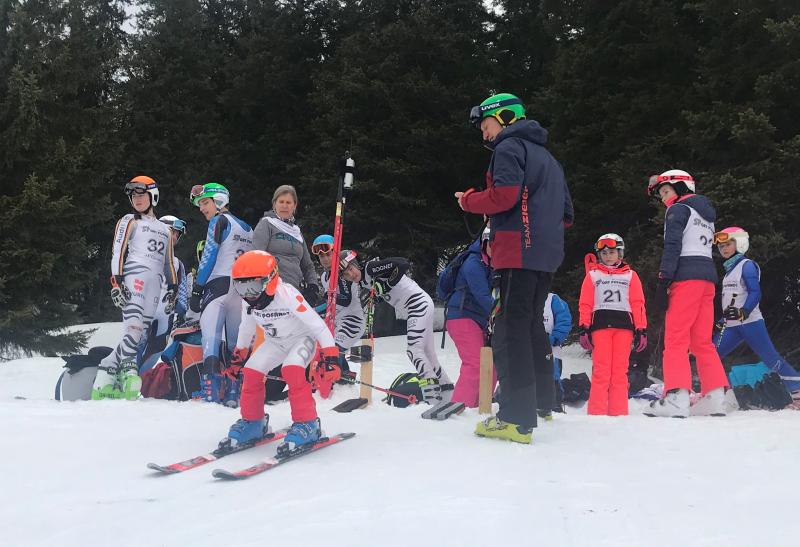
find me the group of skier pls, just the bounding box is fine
[97,90,800,452]
[450,92,800,443]
[98,175,455,452]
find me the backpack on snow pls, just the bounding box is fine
[385,372,440,408]
[54,346,113,401]
[139,320,204,400]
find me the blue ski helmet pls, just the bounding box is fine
[313,234,334,247]
[312,234,334,256]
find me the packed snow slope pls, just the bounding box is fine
[1,323,798,547]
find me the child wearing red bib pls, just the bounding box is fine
[578,234,647,415]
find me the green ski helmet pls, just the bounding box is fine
[469,92,526,128]
[190,182,229,209]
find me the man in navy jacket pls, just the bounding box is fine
[457,92,573,443]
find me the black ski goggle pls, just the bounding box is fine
[124,182,151,196]
[469,98,523,128]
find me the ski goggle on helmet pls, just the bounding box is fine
[594,233,625,257]
[190,182,230,208]
[231,251,280,300]
[125,175,159,206]
[469,93,526,129]
[647,170,696,197]
[714,227,749,254]
[312,234,334,256]
[159,215,186,239]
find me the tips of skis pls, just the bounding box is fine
[147,430,287,475]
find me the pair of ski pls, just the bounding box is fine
[332,397,466,420]
[147,430,355,480]
[421,400,466,420]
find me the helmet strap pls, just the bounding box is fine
[247,291,274,311]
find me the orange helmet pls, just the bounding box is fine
[125,175,159,207]
[232,251,280,297]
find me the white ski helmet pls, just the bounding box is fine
[595,233,625,258]
[715,226,749,254]
[125,175,159,208]
[159,215,187,238]
[648,169,696,197]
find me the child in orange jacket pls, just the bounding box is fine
[578,234,647,415]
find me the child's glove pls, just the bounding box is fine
[578,326,593,351]
[633,329,648,353]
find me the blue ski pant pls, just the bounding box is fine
[715,319,800,392]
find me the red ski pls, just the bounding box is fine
[147,430,288,475]
[211,432,355,481]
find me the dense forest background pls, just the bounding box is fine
[2,0,800,364]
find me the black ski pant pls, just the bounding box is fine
[492,269,554,429]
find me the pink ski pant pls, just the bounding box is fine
[448,318,496,407]
[663,280,729,394]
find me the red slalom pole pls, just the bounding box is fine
[324,153,355,334]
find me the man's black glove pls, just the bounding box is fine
[301,284,321,307]
[654,279,671,313]
[189,284,204,313]
[723,306,748,322]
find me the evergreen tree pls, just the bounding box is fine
[0,0,125,356]
[296,0,494,292]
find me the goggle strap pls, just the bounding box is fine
[479,97,522,113]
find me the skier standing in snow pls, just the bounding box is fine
[311,235,365,377]
[440,228,493,408]
[457,92,573,443]
[645,170,729,417]
[252,185,320,305]
[340,252,453,398]
[93,176,177,400]
[578,234,647,416]
[714,226,800,397]
[190,182,253,404]
[222,250,341,452]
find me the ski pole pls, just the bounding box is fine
[336,376,418,405]
[262,373,417,405]
[715,294,737,350]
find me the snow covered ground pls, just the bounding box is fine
[1,323,798,547]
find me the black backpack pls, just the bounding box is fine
[735,373,793,410]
